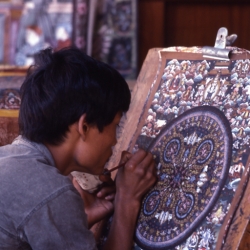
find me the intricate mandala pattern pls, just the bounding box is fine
[135,106,232,249]
[135,56,250,249]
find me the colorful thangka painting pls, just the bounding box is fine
[135,106,232,249]
[92,0,137,79]
[0,71,24,109]
[133,55,250,249]
[0,0,137,79]
[0,0,74,66]
[0,70,24,146]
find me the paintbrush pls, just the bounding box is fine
[103,162,126,175]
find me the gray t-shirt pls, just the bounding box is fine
[0,136,97,249]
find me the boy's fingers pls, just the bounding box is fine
[99,174,113,184]
[105,194,115,201]
[124,150,154,173]
[120,150,132,164]
[96,186,116,198]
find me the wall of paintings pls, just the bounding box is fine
[91,0,138,79]
[0,0,137,79]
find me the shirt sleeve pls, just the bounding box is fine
[19,187,97,250]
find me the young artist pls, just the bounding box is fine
[0,47,157,249]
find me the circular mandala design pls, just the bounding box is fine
[163,138,181,163]
[135,106,232,249]
[175,192,195,219]
[144,190,160,216]
[195,139,214,164]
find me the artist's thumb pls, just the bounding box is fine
[120,150,132,165]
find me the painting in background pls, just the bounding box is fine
[0,0,137,79]
[0,67,26,146]
[0,0,73,66]
[91,0,138,79]
[72,0,88,52]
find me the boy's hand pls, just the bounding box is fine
[96,174,116,201]
[115,149,157,206]
[72,175,115,228]
[102,149,157,250]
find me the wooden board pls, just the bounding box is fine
[105,46,250,249]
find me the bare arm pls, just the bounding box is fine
[72,149,156,248]
[103,149,157,250]
[72,174,115,229]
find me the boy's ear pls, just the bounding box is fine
[78,114,89,140]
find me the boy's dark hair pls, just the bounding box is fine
[19,47,131,145]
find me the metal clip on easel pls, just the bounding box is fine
[202,27,237,61]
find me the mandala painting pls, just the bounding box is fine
[97,49,250,249]
[135,106,232,249]
[133,53,250,249]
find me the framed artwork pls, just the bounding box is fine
[0,67,26,145]
[0,8,11,64]
[130,47,250,250]
[0,66,26,110]
[72,0,88,52]
[14,0,73,66]
[98,46,250,249]
[0,0,74,66]
[92,0,138,79]
[0,0,137,79]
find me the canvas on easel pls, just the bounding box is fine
[99,28,250,249]
[131,46,250,250]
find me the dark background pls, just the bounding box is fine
[138,0,250,71]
